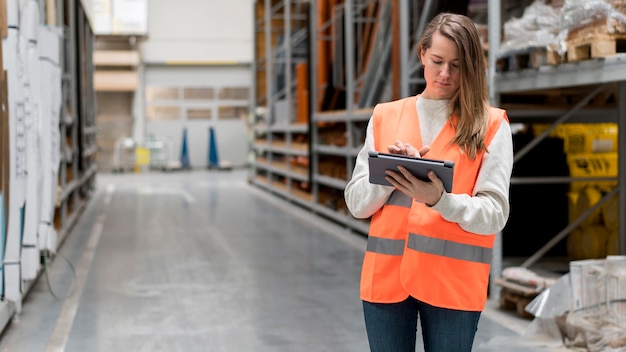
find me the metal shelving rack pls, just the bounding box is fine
[56,0,97,243]
[486,1,625,307]
[75,0,98,199]
[251,0,435,233]
[309,0,376,234]
[487,0,625,280]
[307,0,433,234]
[251,0,313,206]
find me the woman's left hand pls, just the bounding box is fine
[384,167,445,206]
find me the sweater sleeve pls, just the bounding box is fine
[344,118,395,219]
[430,120,514,234]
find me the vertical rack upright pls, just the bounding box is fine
[252,0,313,206]
[75,0,98,197]
[55,0,97,241]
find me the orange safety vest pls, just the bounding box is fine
[360,95,420,303]
[361,95,508,312]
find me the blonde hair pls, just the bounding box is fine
[419,13,489,159]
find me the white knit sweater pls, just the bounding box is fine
[344,96,514,235]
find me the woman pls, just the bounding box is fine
[344,13,514,352]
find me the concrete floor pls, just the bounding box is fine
[0,169,573,351]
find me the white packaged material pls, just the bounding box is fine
[498,0,561,57]
[605,256,626,324]
[21,0,42,281]
[5,0,18,27]
[3,26,27,303]
[569,259,606,313]
[560,0,626,32]
[37,25,63,253]
[565,257,626,351]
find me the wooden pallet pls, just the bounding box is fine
[566,34,626,62]
[496,46,562,72]
[566,20,626,62]
[495,277,540,319]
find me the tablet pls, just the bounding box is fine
[368,151,454,192]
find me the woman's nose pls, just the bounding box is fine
[440,65,451,79]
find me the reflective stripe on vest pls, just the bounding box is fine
[407,233,492,264]
[386,190,412,207]
[366,236,405,256]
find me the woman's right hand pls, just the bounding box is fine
[387,140,430,158]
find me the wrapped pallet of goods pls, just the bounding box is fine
[496,0,562,71]
[564,257,626,351]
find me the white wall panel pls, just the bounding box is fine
[141,0,253,64]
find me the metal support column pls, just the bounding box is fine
[400,0,410,97]
[264,0,274,181]
[284,0,293,191]
[618,81,626,255]
[345,0,356,176]
[309,0,321,208]
[487,0,502,302]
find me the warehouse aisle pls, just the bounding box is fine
[0,170,570,351]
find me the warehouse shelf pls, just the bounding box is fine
[314,108,372,123]
[57,0,98,236]
[56,0,98,255]
[253,175,314,204]
[82,144,99,158]
[495,54,626,93]
[252,0,312,207]
[255,159,309,181]
[314,144,361,157]
[254,143,309,157]
[0,0,97,333]
[315,174,347,190]
[83,125,99,135]
[256,122,309,133]
[504,107,618,123]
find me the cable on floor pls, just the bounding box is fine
[40,223,77,300]
[41,249,77,300]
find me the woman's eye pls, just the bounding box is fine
[433,60,442,65]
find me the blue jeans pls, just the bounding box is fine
[363,297,481,352]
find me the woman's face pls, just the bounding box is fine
[420,31,460,100]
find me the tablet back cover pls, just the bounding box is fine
[368,151,454,192]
